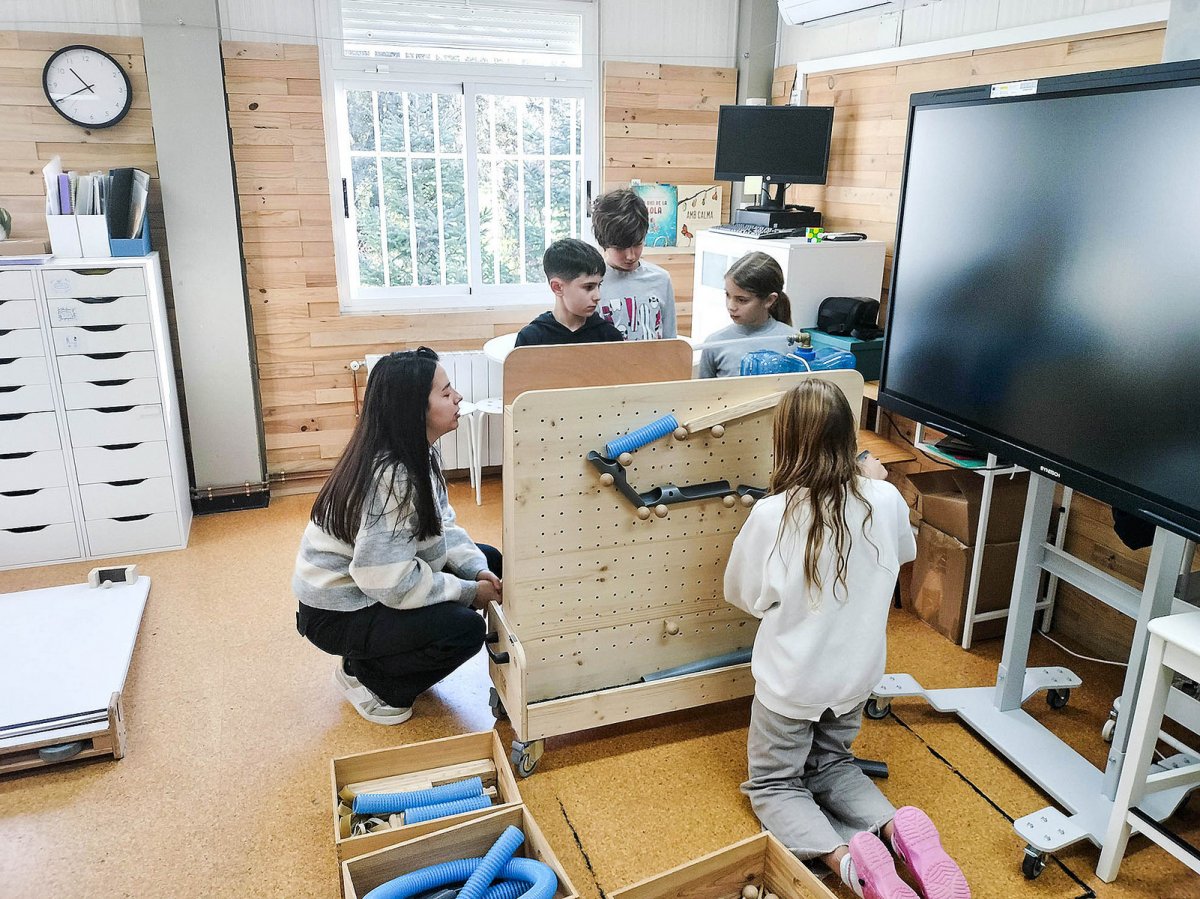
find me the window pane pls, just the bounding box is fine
[522,97,544,155]
[407,92,435,153]
[347,90,376,152]
[438,94,463,153]
[412,158,441,285]
[352,156,383,286]
[499,159,520,284]
[378,91,406,153]
[549,98,571,155]
[381,157,412,286]
[523,159,546,283]
[549,159,571,239]
[441,159,467,284]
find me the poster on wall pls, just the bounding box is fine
[631,182,722,250]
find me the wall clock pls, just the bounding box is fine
[42,45,133,129]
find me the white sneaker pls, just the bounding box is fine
[331,665,412,725]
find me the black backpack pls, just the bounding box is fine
[817,296,883,340]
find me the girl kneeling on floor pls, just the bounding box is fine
[293,347,502,725]
[725,379,969,899]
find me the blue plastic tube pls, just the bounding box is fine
[403,793,492,824]
[361,856,557,899]
[605,414,679,458]
[353,776,483,815]
[459,825,524,899]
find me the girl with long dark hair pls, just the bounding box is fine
[293,348,501,725]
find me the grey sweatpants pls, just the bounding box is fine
[742,697,896,860]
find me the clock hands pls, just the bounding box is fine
[54,83,98,103]
[69,67,96,93]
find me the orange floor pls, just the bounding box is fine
[0,477,1197,898]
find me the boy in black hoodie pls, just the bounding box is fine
[514,239,625,347]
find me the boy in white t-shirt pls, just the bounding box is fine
[592,188,677,340]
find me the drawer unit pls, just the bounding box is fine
[0,522,80,567]
[42,267,146,299]
[73,441,172,484]
[62,378,161,410]
[0,299,39,329]
[0,356,49,387]
[57,351,157,384]
[80,477,175,520]
[0,328,46,357]
[52,324,153,356]
[0,450,69,491]
[0,383,54,415]
[0,486,74,529]
[67,404,165,447]
[85,511,180,557]
[0,412,60,453]
[0,270,36,300]
[46,295,150,328]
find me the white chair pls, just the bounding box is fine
[460,396,503,505]
[1097,611,1200,882]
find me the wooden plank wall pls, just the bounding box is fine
[223,42,544,491]
[772,24,1192,658]
[602,61,738,337]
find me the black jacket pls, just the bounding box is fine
[514,312,625,347]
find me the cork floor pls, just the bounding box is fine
[1,478,1198,899]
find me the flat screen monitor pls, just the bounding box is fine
[880,60,1200,541]
[714,105,834,206]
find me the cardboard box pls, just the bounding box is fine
[341,805,579,899]
[910,521,1019,642]
[902,470,1029,546]
[610,831,837,899]
[331,730,522,862]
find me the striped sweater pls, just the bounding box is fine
[292,465,488,613]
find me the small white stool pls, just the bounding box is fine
[1098,611,1200,882]
[460,396,503,505]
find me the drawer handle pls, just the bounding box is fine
[72,268,117,275]
[75,296,122,305]
[1,489,38,497]
[85,352,128,360]
[0,385,18,394]
[81,325,122,332]
[108,479,146,487]
[0,358,15,366]
[8,524,48,534]
[95,406,134,413]
[0,329,10,337]
[99,443,138,451]
[0,452,34,460]
[90,379,132,387]
[0,412,29,422]
[114,514,151,522]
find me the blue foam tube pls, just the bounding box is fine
[353,776,483,815]
[459,825,525,899]
[362,855,557,899]
[605,414,679,458]
[403,793,492,824]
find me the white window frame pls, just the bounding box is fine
[317,0,600,314]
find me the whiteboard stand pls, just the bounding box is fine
[0,574,149,773]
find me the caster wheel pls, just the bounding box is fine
[1046,688,1070,710]
[1101,718,1116,743]
[515,751,540,777]
[510,739,544,778]
[1021,849,1047,880]
[488,687,507,720]
[864,698,890,720]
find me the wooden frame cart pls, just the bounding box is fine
[487,369,863,774]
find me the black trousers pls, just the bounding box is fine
[296,543,501,708]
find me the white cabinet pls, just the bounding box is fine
[691,231,887,342]
[0,253,191,569]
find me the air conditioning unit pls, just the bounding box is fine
[778,0,935,27]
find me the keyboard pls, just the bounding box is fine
[708,223,807,239]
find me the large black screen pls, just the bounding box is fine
[714,105,834,184]
[881,62,1200,540]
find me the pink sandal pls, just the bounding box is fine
[848,832,919,899]
[890,806,970,899]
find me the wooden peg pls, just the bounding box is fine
[664,619,680,636]
[673,426,688,440]
[599,472,614,486]
[654,504,669,518]
[710,424,725,438]
[618,452,633,467]
[740,494,755,507]
[742,886,759,899]
[637,507,652,520]
[722,495,736,508]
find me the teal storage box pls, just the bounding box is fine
[802,328,883,380]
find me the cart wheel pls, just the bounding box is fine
[1046,688,1070,710]
[489,687,507,720]
[1021,848,1047,880]
[1101,718,1116,743]
[510,739,544,778]
[864,697,890,720]
[516,750,540,777]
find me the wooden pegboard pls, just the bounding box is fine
[503,371,863,703]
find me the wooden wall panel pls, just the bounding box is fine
[602,61,738,336]
[777,24,1178,658]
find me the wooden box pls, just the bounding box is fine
[341,805,579,899]
[611,832,838,899]
[331,730,522,862]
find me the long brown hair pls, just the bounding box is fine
[726,251,793,324]
[310,349,444,544]
[769,379,874,603]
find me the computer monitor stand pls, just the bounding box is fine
[733,181,821,227]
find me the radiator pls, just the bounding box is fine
[364,351,503,472]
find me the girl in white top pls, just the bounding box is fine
[725,380,969,899]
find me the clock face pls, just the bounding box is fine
[43,45,133,129]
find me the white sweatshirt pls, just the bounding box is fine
[724,478,916,721]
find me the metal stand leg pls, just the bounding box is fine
[469,410,485,505]
[961,452,999,650]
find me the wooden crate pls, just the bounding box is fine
[611,832,837,899]
[331,730,522,862]
[341,805,579,899]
